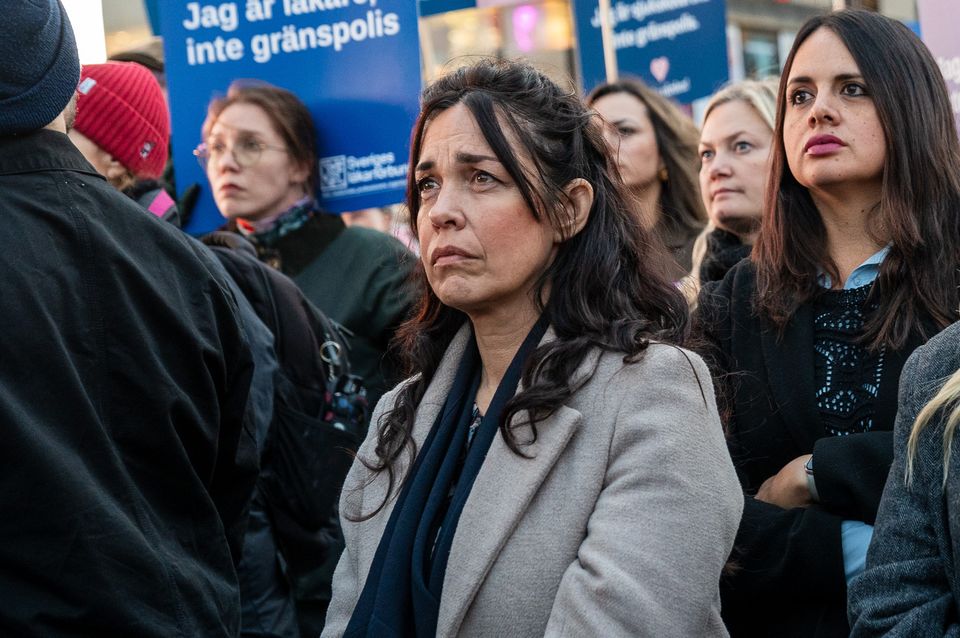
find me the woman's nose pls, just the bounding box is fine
[709,153,732,179]
[427,183,466,229]
[809,92,839,126]
[215,149,240,173]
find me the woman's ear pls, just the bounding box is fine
[290,160,311,192]
[555,178,594,242]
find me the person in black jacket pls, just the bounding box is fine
[0,2,259,635]
[694,10,960,637]
[66,57,303,635]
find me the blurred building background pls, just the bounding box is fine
[85,0,918,93]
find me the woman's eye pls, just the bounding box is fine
[473,171,496,185]
[208,140,228,154]
[616,126,637,138]
[239,139,263,153]
[734,141,753,153]
[789,89,813,106]
[416,177,438,196]
[841,82,868,97]
[700,149,714,161]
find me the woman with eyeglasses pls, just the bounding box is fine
[694,10,960,636]
[197,80,415,637]
[197,80,414,412]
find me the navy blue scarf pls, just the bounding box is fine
[344,314,549,637]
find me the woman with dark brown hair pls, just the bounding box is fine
[694,9,960,637]
[587,78,706,280]
[322,58,742,637]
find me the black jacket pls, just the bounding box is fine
[0,130,259,636]
[699,227,752,285]
[234,212,415,411]
[695,260,931,637]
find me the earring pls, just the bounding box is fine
[658,166,669,182]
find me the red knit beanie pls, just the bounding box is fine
[74,62,169,179]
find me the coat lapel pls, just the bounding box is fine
[760,302,823,452]
[436,345,598,637]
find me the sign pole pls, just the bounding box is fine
[598,0,618,83]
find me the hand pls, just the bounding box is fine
[755,454,814,509]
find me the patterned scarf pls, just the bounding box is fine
[238,198,315,248]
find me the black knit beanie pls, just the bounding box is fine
[0,0,80,135]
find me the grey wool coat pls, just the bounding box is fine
[849,321,960,636]
[322,325,743,637]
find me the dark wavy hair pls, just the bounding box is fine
[352,59,690,518]
[586,78,707,240]
[754,9,960,348]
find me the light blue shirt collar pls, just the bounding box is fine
[818,244,891,290]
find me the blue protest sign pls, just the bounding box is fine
[571,0,728,103]
[158,1,421,234]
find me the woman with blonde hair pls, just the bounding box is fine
[848,323,960,634]
[687,78,778,299]
[587,78,707,280]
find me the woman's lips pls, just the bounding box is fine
[804,134,845,156]
[712,188,741,200]
[432,246,475,267]
[807,143,844,156]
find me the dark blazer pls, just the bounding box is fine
[849,321,960,636]
[695,260,930,637]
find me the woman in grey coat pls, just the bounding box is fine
[849,321,960,635]
[321,59,742,637]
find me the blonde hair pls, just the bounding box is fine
[685,78,780,307]
[906,367,960,485]
[701,78,779,132]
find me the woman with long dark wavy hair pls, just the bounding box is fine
[586,78,707,281]
[321,59,742,637]
[694,9,960,637]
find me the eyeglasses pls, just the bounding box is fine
[194,137,289,169]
